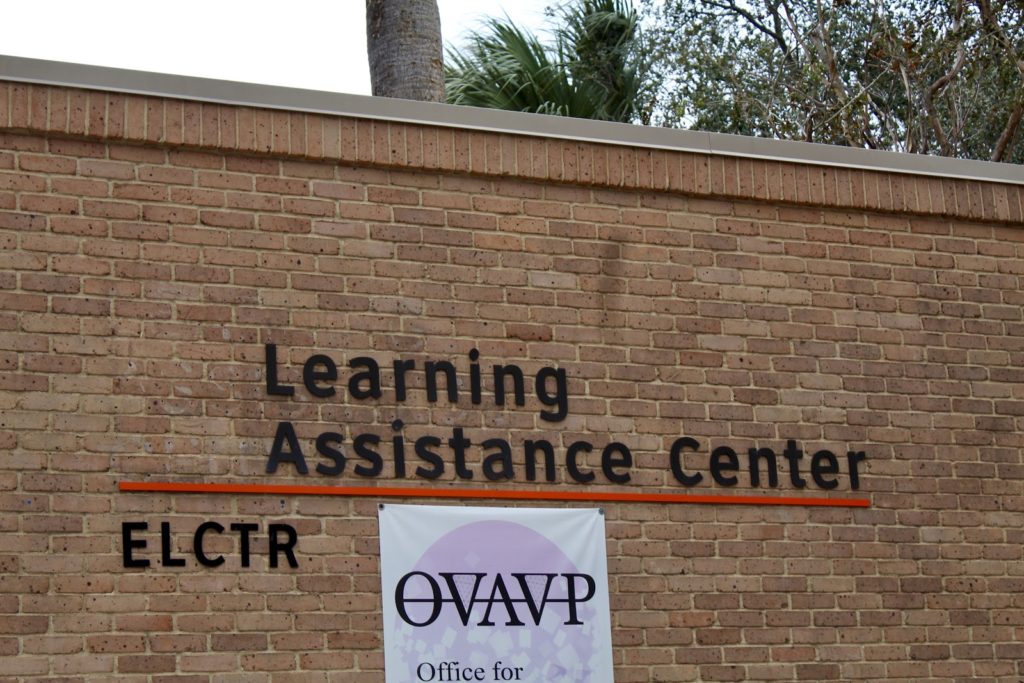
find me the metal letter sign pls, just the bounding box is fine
[379,504,614,683]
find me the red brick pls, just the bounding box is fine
[1,80,1022,683]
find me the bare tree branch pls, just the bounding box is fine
[922,1,968,156]
[992,102,1023,162]
[704,0,789,54]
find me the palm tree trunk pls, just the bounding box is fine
[366,0,445,102]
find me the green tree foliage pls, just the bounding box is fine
[445,0,656,123]
[646,0,1024,162]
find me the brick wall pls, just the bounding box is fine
[2,79,1023,682]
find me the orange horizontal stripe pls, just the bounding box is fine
[119,481,870,507]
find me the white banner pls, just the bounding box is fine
[379,504,614,683]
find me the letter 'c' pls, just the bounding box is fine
[669,437,703,486]
[193,521,225,567]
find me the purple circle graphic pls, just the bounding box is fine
[389,520,601,682]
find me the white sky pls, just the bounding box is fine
[3,0,552,96]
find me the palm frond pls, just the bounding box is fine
[445,0,652,123]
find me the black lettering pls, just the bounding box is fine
[395,571,600,630]
[524,440,556,482]
[449,427,473,480]
[482,438,513,481]
[417,662,435,682]
[478,574,525,626]
[122,521,149,568]
[601,442,632,484]
[231,522,258,568]
[425,361,458,403]
[269,523,299,569]
[512,573,557,625]
[264,343,295,396]
[564,573,596,626]
[783,439,807,488]
[315,432,346,476]
[493,365,525,407]
[353,433,383,477]
[847,450,866,490]
[439,572,486,626]
[348,357,382,399]
[469,349,482,405]
[392,420,406,478]
[710,446,739,486]
[811,449,840,489]
[566,441,595,483]
[160,521,185,567]
[414,435,444,479]
[302,354,337,398]
[748,447,779,488]
[267,421,308,474]
[395,571,443,626]
[193,521,225,567]
[393,359,415,401]
[535,366,568,422]
[669,437,703,486]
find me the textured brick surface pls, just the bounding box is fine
[1,80,1024,681]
